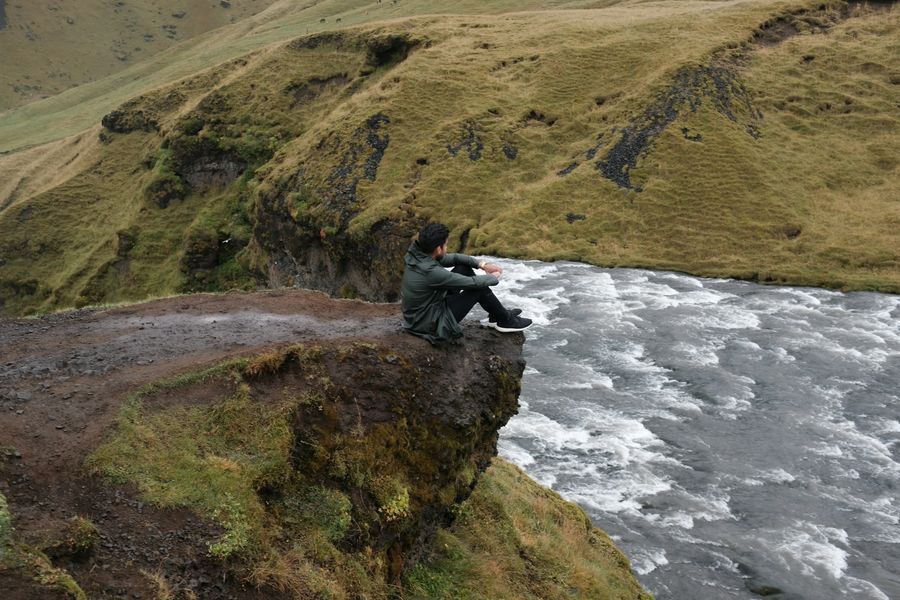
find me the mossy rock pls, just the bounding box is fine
[143,173,186,208]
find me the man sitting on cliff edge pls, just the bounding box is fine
[401,222,532,344]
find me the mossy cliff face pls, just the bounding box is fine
[250,112,420,302]
[86,327,535,596]
[254,333,525,582]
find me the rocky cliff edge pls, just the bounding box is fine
[0,290,650,599]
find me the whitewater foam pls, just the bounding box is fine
[632,548,669,576]
[487,258,900,600]
[771,524,849,580]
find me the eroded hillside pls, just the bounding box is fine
[0,0,897,317]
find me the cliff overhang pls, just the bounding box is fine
[0,289,527,598]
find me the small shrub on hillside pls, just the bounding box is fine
[44,516,99,560]
[144,173,186,208]
[177,116,205,136]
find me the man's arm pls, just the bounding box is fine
[439,253,504,278]
[428,266,498,290]
[438,253,479,269]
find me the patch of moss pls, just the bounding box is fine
[0,492,12,560]
[23,550,88,600]
[0,493,88,599]
[45,517,98,560]
[278,484,353,543]
[87,379,294,559]
[87,345,396,595]
[144,172,186,209]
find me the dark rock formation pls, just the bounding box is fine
[101,91,187,134]
[252,113,414,301]
[143,173,185,208]
[269,329,525,581]
[326,113,391,210]
[181,157,248,189]
[255,211,416,302]
[596,64,762,189]
[524,109,556,126]
[558,161,578,177]
[101,106,160,134]
[447,121,484,161]
[365,34,419,69]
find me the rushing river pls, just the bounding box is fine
[476,259,900,600]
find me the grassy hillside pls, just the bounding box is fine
[0,0,622,153]
[405,460,651,600]
[2,461,649,599]
[0,0,898,316]
[0,0,282,111]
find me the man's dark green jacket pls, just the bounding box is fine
[400,242,499,344]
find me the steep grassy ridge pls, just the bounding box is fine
[0,0,897,316]
[0,0,281,111]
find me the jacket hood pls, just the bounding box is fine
[404,242,434,268]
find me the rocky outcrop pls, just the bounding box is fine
[595,64,762,190]
[253,327,525,583]
[0,290,528,598]
[252,111,421,302]
[252,211,417,302]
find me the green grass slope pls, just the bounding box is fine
[0,0,897,316]
[405,460,651,600]
[0,0,281,111]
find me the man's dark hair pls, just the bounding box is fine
[417,223,450,253]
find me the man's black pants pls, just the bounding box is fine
[445,265,509,323]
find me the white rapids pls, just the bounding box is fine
[471,259,900,600]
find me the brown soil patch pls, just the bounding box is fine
[0,288,407,598]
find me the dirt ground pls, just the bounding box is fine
[0,289,406,598]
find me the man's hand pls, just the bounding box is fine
[481,262,503,279]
